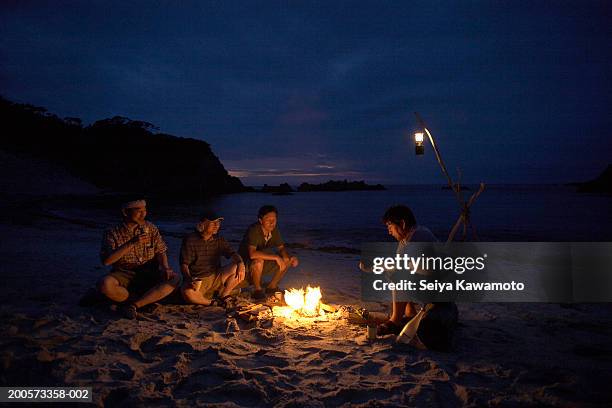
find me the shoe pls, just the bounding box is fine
[252,289,266,301]
[377,320,402,336]
[120,303,138,319]
[219,295,236,311]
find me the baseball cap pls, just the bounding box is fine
[200,211,224,222]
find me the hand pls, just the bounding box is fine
[160,266,175,281]
[275,256,285,269]
[358,261,371,273]
[129,233,148,246]
[236,262,246,281]
[289,256,299,267]
[188,278,199,290]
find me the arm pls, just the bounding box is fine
[278,245,299,267]
[278,245,290,260]
[359,261,373,273]
[248,245,281,262]
[156,251,171,269]
[230,253,245,280]
[100,234,146,266]
[156,251,176,280]
[181,263,194,286]
[244,224,281,263]
[179,235,197,284]
[230,253,244,266]
[248,245,286,269]
[220,238,244,266]
[219,238,245,279]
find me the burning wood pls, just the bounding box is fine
[272,286,335,320]
[229,286,338,327]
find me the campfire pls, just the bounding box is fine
[232,285,338,327]
[271,286,336,322]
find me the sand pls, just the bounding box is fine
[1,195,612,406]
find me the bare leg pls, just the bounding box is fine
[390,301,408,324]
[250,259,264,291]
[389,289,407,324]
[405,302,417,319]
[98,275,129,303]
[267,261,288,289]
[181,280,213,305]
[133,274,181,308]
[218,263,242,298]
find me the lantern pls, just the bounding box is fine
[414,131,424,155]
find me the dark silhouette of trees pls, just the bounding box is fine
[260,183,294,194]
[0,96,244,198]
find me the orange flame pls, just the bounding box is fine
[274,286,324,319]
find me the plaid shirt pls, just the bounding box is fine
[100,221,167,268]
[180,232,240,278]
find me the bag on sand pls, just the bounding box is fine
[397,302,458,351]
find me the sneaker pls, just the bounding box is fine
[120,303,138,319]
[219,295,236,311]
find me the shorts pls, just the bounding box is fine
[189,273,225,299]
[108,260,162,295]
[245,259,281,285]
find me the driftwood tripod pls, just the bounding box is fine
[414,112,485,243]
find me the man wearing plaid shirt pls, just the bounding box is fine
[98,199,180,319]
[180,211,245,307]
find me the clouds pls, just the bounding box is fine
[222,155,365,185]
[1,1,610,185]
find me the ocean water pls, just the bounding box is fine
[149,185,612,250]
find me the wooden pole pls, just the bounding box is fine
[413,112,485,242]
[414,113,463,206]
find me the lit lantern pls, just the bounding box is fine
[414,131,425,155]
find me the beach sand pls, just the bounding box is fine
[1,151,612,408]
[1,201,612,407]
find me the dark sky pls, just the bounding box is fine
[1,1,610,185]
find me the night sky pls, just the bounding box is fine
[1,1,610,185]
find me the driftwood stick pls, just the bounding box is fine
[447,214,464,243]
[467,182,486,208]
[414,112,464,206]
[425,127,464,206]
[414,113,486,243]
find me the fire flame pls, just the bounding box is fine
[273,286,324,319]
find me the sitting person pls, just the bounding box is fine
[361,205,458,351]
[180,212,245,307]
[98,199,180,319]
[238,205,298,300]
